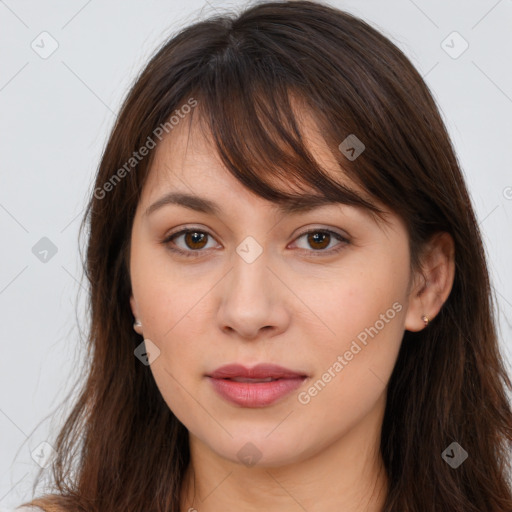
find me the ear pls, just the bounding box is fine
[405,232,455,332]
[130,294,138,318]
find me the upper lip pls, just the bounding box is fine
[208,363,307,379]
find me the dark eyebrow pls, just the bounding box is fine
[144,191,358,218]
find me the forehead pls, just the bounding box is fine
[135,106,400,237]
[143,102,366,205]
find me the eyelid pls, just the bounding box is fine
[161,224,350,258]
[289,227,349,257]
[162,225,221,257]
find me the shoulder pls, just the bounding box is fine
[16,506,66,512]
[15,497,70,512]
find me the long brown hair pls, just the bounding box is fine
[20,1,512,510]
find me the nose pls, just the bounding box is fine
[216,247,291,341]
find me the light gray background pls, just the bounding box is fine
[1,0,511,509]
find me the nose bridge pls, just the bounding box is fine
[217,234,288,339]
[230,234,272,303]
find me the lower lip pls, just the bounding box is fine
[208,377,305,407]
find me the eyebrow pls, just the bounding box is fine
[144,191,363,218]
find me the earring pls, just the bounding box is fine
[421,314,430,327]
[133,319,142,331]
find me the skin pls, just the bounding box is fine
[129,109,455,512]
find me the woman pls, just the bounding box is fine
[18,1,512,511]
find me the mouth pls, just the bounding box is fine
[208,363,307,380]
[227,377,277,383]
[207,363,308,407]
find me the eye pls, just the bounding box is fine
[162,227,349,258]
[291,228,349,256]
[163,228,219,258]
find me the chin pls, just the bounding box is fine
[202,432,311,469]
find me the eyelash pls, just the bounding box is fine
[161,227,349,259]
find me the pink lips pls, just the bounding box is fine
[207,364,307,407]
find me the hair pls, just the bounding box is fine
[19,1,512,511]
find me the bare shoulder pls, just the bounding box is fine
[15,498,72,512]
[16,506,67,512]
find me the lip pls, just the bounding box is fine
[207,364,307,408]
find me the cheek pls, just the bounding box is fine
[130,243,212,412]
[296,296,405,441]
[131,239,209,337]
[300,250,408,407]
[306,262,407,355]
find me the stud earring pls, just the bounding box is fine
[421,314,430,327]
[133,319,142,331]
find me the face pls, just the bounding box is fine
[129,111,415,468]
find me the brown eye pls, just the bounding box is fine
[163,227,349,259]
[163,229,218,258]
[293,229,349,256]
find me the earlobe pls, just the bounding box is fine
[404,232,455,332]
[133,318,143,335]
[130,295,144,335]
